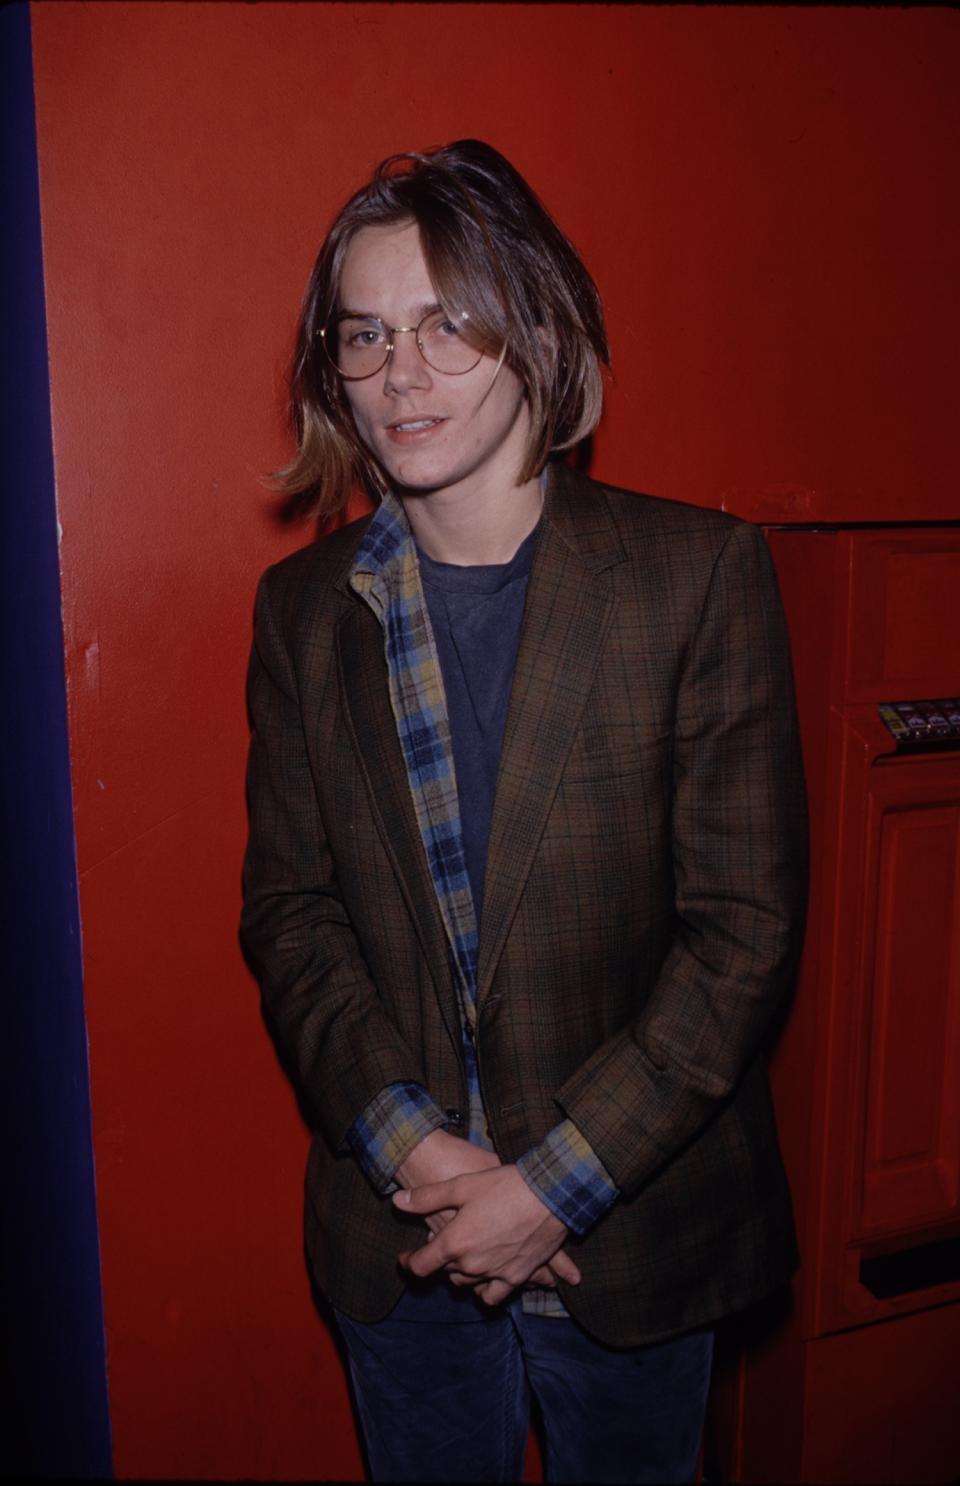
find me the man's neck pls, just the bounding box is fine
[399,474,543,566]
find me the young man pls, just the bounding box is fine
[241,140,807,1484]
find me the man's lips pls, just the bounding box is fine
[386,416,446,431]
[384,416,447,443]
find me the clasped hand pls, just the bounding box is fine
[393,1131,581,1307]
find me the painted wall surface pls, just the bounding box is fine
[29,2,959,1478]
[0,4,110,1476]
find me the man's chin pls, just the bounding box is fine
[385,466,462,501]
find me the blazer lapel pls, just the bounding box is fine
[335,598,463,1047]
[478,468,625,1002]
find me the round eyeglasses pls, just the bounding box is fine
[320,308,487,380]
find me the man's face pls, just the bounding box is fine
[336,221,531,503]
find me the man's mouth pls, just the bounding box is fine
[388,418,445,432]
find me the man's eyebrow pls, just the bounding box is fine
[336,301,444,322]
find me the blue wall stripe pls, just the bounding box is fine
[0,2,112,1475]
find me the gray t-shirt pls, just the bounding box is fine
[417,524,539,923]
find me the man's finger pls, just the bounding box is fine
[397,1241,448,1279]
[475,1278,514,1307]
[393,1179,461,1215]
[549,1247,582,1286]
[425,1207,458,1237]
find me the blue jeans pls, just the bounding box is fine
[335,1280,713,1483]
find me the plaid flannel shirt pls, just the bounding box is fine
[343,493,618,1301]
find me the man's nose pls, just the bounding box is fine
[383,327,432,393]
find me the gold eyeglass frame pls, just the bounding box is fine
[319,309,487,381]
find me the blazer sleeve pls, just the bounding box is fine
[240,568,435,1154]
[554,520,808,1196]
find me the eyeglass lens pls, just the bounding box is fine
[325,310,485,379]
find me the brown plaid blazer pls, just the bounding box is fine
[241,463,806,1347]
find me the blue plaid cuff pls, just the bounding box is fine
[347,1082,448,1194]
[516,1118,619,1235]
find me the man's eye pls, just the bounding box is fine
[347,327,385,348]
[337,320,386,351]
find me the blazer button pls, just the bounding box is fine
[444,1109,464,1127]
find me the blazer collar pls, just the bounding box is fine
[335,594,465,1049]
[539,460,627,574]
[477,463,627,999]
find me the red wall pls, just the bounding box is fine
[30,3,960,1478]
